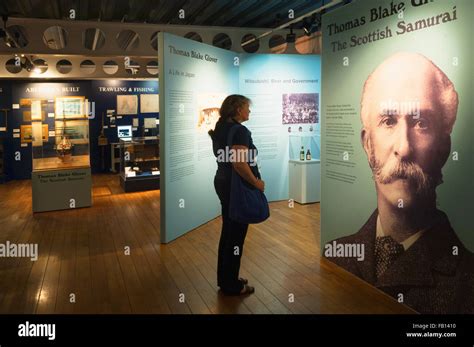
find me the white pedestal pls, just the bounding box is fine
[289,159,320,204]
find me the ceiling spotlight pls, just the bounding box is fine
[0,15,19,48]
[20,56,34,72]
[0,29,14,47]
[302,19,313,36]
[302,13,322,36]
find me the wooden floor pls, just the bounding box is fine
[0,174,414,314]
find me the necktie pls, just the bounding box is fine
[375,236,404,279]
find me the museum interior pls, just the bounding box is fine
[0,0,472,319]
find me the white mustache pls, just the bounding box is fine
[371,156,431,193]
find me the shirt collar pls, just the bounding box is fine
[376,215,426,251]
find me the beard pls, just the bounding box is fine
[368,145,442,197]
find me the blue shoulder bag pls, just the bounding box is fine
[227,124,270,224]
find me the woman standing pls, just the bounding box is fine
[208,95,265,296]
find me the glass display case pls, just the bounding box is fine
[31,99,91,213]
[289,133,320,161]
[120,136,160,192]
[288,133,321,204]
[32,115,90,172]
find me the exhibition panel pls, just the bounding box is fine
[158,32,239,243]
[239,54,321,202]
[321,0,474,313]
[159,32,321,243]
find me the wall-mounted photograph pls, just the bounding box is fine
[282,93,319,124]
[140,94,159,113]
[55,96,86,119]
[117,95,138,115]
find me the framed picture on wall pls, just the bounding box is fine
[140,94,159,113]
[144,117,157,129]
[31,100,44,121]
[23,111,31,122]
[55,96,86,119]
[117,95,138,115]
[20,98,32,107]
[20,124,48,144]
[31,122,48,147]
[55,119,89,145]
[20,125,33,143]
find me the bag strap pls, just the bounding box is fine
[226,123,243,148]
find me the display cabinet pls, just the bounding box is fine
[288,133,320,161]
[32,118,90,171]
[31,105,91,213]
[288,133,320,204]
[120,136,160,192]
[289,159,321,204]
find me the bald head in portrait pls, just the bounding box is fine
[325,52,474,314]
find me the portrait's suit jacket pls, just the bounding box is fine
[326,210,474,314]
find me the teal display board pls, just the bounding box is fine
[159,33,321,243]
[239,54,320,202]
[159,32,239,243]
[321,0,473,314]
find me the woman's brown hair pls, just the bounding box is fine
[208,94,250,137]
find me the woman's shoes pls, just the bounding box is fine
[239,277,248,285]
[220,283,255,296]
[239,284,255,295]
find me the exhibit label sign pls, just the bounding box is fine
[32,168,92,212]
